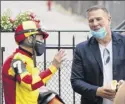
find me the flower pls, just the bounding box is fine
[29,12,36,19]
[1,9,41,32]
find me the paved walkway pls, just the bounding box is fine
[1,1,89,30]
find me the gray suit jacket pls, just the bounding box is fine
[71,32,125,104]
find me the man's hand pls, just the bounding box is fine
[96,87,116,100]
[52,49,66,69]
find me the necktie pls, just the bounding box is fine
[103,48,110,65]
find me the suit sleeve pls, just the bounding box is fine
[70,45,98,101]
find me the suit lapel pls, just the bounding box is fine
[89,38,103,73]
[89,32,122,75]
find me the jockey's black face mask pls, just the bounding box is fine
[32,35,45,56]
[21,34,45,56]
[34,40,45,56]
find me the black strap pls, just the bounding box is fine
[15,29,40,35]
[31,35,37,67]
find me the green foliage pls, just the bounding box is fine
[1,9,13,31]
[1,9,40,32]
[13,11,32,29]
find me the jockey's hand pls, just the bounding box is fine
[52,49,66,69]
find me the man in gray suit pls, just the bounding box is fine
[71,5,125,104]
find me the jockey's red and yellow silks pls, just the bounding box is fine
[2,48,57,104]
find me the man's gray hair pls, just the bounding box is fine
[86,5,110,16]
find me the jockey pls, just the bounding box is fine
[2,20,65,104]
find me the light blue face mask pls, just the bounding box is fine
[90,27,107,39]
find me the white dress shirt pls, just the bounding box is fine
[99,40,113,104]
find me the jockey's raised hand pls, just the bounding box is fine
[52,49,66,69]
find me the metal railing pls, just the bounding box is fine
[0,47,5,104]
[115,20,125,30]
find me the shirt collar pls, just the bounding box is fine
[15,47,33,58]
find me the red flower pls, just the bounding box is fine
[29,13,36,19]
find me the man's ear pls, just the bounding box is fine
[108,16,112,27]
[108,16,112,22]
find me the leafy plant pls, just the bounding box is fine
[1,9,13,31]
[1,9,40,32]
